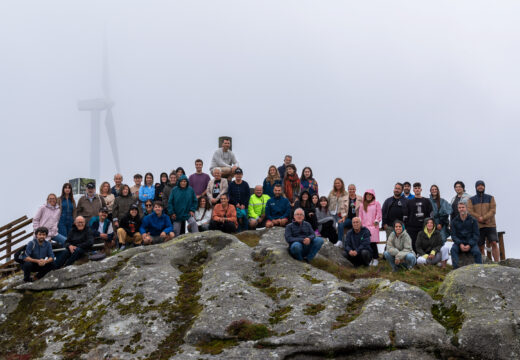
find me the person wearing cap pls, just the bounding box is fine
[285,208,324,262]
[450,181,471,222]
[265,184,291,228]
[450,201,482,269]
[228,168,251,231]
[117,204,143,250]
[467,180,499,261]
[209,138,239,179]
[206,167,229,205]
[140,201,174,245]
[76,182,107,224]
[167,174,199,236]
[189,159,211,199]
[89,207,115,250]
[22,227,56,282]
[248,185,270,230]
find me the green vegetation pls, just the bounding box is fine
[301,273,322,284]
[303,303,326,316]
[431,303,464,346]
[226,319,273,340]
[196,339,238,355]
[235,232,262,247]
[269,306,293,324]
[250,275,292,301]
[332,283,379,330]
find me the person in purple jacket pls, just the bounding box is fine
[189,159,211,199]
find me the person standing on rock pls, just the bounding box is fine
[402,181,415,200]
[381,183,408,240]
[189,159,211,199]
[451,201,483,269]
[429,185,452,243]
[277,154,292,181]
[167,175,199,236]
[209,193,238,233]
[405,182,433,252]
[209,138,239,180]
[285,208,324,262]
[140,201,174,245]
[467,180,499,261]
[358,189,382,266]
[343,217,372,267]
[76,182,107,224]
[383,220,416,271]
[450,181,471,223]
[229,168,251,231]
[265,184,291,228]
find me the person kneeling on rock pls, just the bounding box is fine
[384,220,416,271]
[343,217,372,267]
[285,208,324,262]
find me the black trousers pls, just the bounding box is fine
[346,249,372,267]
[23,261,55,281]
[209,220,237,234]
[320,220,338,243]
[407,227,420,253]
[55,247,87,268]
[370,242,379,259]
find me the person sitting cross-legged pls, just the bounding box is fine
[450,201,482,269]
[265,184,291,228]
[23,227,56,282]
[384,220,416,271]
[55,216,94,268]
[140,201,175,245]
[415,218,448,267]
[285,208,324,262]
[117,205,143,250]
[209,193,238,233]
[343,217,372,267]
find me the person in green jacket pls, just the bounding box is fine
[167,175,198,236]
[248,186,270,229]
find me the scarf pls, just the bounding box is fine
[284,174,300,201]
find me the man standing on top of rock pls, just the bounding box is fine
[285,208,324,262]
[450,180,471,222]
[405,182,433,252]
[277,154,293,181]
[402,181,415,200]
[167,175,199,236]
[382,183,408,239]
[467,180,499,261]
[189,159,211,199]
[450,201,482,269]
[343,217,372,267]
[209,138,239,180]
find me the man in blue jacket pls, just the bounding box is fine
[344,217,372,267]
[266,184,291,228]
[167,175,198,236]
[285,208,323,262]
[450,202,482,269]
[23,227,55,282]
[140,201,174,245]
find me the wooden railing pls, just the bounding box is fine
[0,216,33,274]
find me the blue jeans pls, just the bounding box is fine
[337,218,353,243]
[58,218,73,237]
[56,247,87,268]
[451,243,482,269]
[52,234,67,247]
[384,251,416,271]
[289,237,324,262]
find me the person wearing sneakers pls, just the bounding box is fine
[117,205,143,250]
[358,189,382,266]
[343,217,372,267]
[384,220,416,271]
[415,218,448,267]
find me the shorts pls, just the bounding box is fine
[478,227,498,246]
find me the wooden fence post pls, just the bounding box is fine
[498,231,506,261]
[5,231,12,262]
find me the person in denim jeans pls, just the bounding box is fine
[285,208,324,262]
[384,220,416,271]
[58,183,76,237]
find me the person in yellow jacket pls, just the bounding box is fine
[248,186,270,229]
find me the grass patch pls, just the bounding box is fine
[332,283,379,329]
[301,274,322,284]
[269,306,293,324]
[303,303,326,316]
[432,303,464,346]
[196,339,239,355]
[235,232,261,247]
[226,319,273,340]
[250,276,291,301]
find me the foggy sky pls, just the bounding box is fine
[1,1,518,256]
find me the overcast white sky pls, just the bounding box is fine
[1,1,518,257]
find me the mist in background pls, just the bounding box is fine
[1,1,518,256]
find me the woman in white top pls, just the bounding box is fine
[194,196,212,231]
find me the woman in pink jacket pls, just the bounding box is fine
[358,189,382,266]
[33,193,67,246]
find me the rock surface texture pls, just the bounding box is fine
[0,229,518,359]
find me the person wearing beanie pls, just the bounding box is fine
[467,180,499,261]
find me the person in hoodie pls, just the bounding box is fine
[467,180,499,261]
[167,174,198,236]
[229,168,251,231]
[76,182,107,224]
[300,167,319,196]
[162,171,178,210]
[429,185,452,243]
[451,201,482,269]
[343,217,372,267]
[55,216,94,268]
[117,204,142,250]
[112,184,139,227]
[384,220,416,271]
[450,181,471,222]
[58,183,76,237]
[293,190,318,230]
[138,173,155,211]
[358,189,382,266]
[405,182,433,252]
[382,183,408,239]
[285,208,324,262]
[22,227,55,282]
[154,172,169,203]
[33,193,67,246]
[89,207,114,250]
[140,201,174,245]
[265,184,291,228]
[416,218,448,267]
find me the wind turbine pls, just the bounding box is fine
[77,37,121,183]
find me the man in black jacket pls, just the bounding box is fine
[405,182,433,252]
[344,217,372,267]
[382,183,408,239]
[117,205,142,250]
[55,216,94,268]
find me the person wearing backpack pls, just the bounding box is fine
[22,227,55,282]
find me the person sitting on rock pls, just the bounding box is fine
[22,227,56,282]
[450,201,482,269]
[343,217,372,267]
[415,218,448,267]
[117,204,143,250]
[384,220,416,271]
[55,216,94,268]
[248,185,270,230]
[209,193,238,233]
[167,174,199,236]
[89,207,115,251]
[265,184,291,228]
[229,168,251,232]
[285,208,324,262]
[209,137,239,179]
[206,167,229,206]
[140,201,174,245]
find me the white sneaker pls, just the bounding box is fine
[370,259,379,266]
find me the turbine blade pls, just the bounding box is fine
[105,109,121,172]
[102,30,110,98]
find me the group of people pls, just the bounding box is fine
[21,139,498,282]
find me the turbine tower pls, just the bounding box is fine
[77,37,120,183]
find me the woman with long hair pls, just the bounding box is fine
[139,172,155,211]
[263,165,282,198]
[293,190,318,230]
[300,166,318,196]
[58,183,76,236]
[154,172,169,202]
[194,196,212,231]
[358,189,382,266]
[33,193,67,246]
[311,193,319,208]
[315,196,338,243]
[328,178,349,241]
[283,164,300,207]
[429,184,452,243]
[99,181,115,214]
